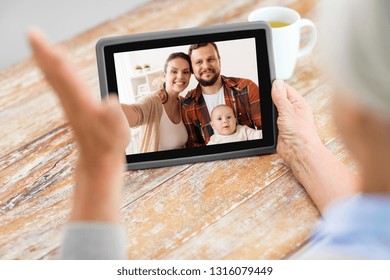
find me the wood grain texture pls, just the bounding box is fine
[0,0,351,260]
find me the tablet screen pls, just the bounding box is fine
[97,22,277,169]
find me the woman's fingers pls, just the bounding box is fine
[271,79,289,110]
[28,28,98,124]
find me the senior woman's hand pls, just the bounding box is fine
[28,29,130,223]
[272,80,360,212]
[271,79,323,168]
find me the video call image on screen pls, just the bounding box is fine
[113,38,262,155]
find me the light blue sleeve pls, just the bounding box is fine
[60,222,127,260]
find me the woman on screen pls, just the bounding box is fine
[121,52,191,153]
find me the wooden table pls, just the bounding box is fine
[0,0,355,259]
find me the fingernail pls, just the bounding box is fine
[27,26,44,39]
[274,79,284,89]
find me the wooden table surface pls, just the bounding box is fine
[0,0,355,260]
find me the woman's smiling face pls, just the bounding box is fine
[164,58,191,94]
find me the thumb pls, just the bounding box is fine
[271,79,289,110]
[103,94,125,116]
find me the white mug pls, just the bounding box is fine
[248,6,317,79]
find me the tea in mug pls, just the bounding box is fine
[269,21,289,28]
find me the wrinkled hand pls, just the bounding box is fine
[271,80,360,212]
[28,29,130,222]
[271,80,323,168]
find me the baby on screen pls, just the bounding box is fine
[207,104,262,145]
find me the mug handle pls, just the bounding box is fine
[297,18,317,58]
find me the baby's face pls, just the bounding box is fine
[211,106,237,135]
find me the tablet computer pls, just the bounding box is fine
[96,21,277,170]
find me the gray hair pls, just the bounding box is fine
[320,0,390,115]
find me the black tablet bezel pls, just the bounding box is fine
[96,22,277,170]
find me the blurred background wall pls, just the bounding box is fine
[0,0,150,69]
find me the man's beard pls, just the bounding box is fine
[197,68,220,87]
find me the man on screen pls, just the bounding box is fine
[182,42,261,147]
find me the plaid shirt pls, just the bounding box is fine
[182,76,261,147]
